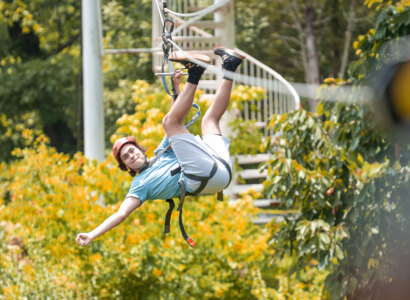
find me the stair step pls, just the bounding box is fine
[255,121,267,129]
[236,154,270,165]
[231,184,263,195]
[197,80,219,90]
[237,169,267,180]
[253,199,281,208]
[175,20,224,29]
[171,36,221,43]
[252,212,300,225]
[199,93,215,100]
[152,49,216,56]
[252,214,285,225]
[186,6,213,13]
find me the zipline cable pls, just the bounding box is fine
[154,0,165,25]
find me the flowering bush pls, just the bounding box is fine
[0,82,325,298]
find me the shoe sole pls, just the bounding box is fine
[169,51,211,64]
[213,47,246,60]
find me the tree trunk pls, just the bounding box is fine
[304,0,320,111]
[339,0,356,78]
[329,0,341,78]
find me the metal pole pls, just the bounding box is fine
[82,0,105,161]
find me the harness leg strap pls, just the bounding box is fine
[217,191,224,201]
[177,178,196,247]
[179,206,196,247]
[164,199,175,234]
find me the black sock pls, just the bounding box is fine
[187,66,205,85]
[222,57,242,80]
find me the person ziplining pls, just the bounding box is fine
[75,47,245,247]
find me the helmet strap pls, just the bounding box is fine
[132,156,150,174]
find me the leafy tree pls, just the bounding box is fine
[0,0,81,157]
[262,1,410,299]
[0,0,154,161]
[235,0,374,110]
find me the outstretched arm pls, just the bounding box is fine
[75,196,142,246]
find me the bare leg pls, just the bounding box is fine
[201,47,244,136]
[201,79,233,136]
[162,82,197,137]
[162,52,211,138]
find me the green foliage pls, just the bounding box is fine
[102,0,153,86]
[0,0,155,161]
[229,85,265,156]
[0,134,326,299]
[263,2,410,297]
[264,103,410,299]
[235,0,374,82]
[0,0,81,156]
[0,76,329,298]
[349,1,410,83]
[0,112,43,162]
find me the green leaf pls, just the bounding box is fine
[335,245,344,260]
[320,232,330,245]
[316,102,324,116]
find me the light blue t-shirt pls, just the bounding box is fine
[126,136,182,204]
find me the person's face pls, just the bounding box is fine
[120,144,146,170]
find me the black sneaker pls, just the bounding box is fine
[169,51,211,74]
[214,47,245,72]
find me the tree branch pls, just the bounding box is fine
[54,34,80,54]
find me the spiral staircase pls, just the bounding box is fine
[152,0,300,224]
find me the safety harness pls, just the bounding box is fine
[144,120,232,248]
[166,152,232,247]
[151,0,232,247]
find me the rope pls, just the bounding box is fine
[154,0,165,25]
[164,0,232,18]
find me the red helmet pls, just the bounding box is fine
[112,136,136,166]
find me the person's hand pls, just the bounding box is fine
[75,232,94,247]
[172,69,183,87]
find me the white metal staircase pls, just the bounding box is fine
[152,0,300,224]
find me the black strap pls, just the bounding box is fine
[213,155,233,187]
[184,161,218,195]
[183,155,232,196]
[178,204,195,247]
[164,199,175,234]
[177,177,196,247]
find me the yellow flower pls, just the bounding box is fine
[153,268,161,276]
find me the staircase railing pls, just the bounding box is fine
[233,48,300,136]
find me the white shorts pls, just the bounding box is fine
[169,133,232,194]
